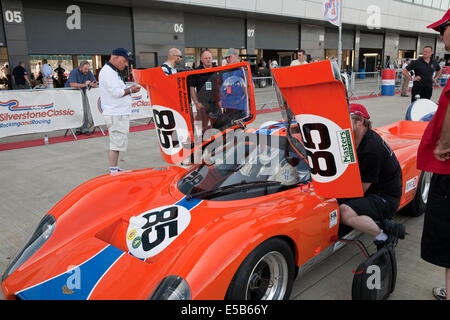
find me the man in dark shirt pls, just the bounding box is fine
[12,62,31,89]
[189,50,220,132]
[338,104,405,249]
[403,46,442,103]
[66,61,97,134]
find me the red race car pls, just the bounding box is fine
[1,61,429,300]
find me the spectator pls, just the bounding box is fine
[403,46,442,103]
[217,48,248,128]
[162,48,183,75]
[290,50,308,66]
[401,59,411,97]
[417,9,450,301]
[35,62,41,78]
[1,64,11,89]
[66,61,98,135]
[41,59,54,89]
[12,61,31,89]
[54,63,66,87]
[99,48,140,173]
[189,50,219,131]
[270,59,279,69]
[439,58,446,69]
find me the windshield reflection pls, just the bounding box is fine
[178,132,311,201]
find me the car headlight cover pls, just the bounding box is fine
[150,275,191,300]
[2,215,56,282]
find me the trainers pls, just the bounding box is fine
[109,167,124,173]
[432,287,447,300]
[379,220,406,240]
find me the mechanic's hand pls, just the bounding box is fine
[413,76,422,82]
[91,80,98,88]
[130,85,140,93]
[434,142,450,162]
[85,80,92,87]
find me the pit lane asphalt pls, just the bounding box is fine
[0,87,445,300]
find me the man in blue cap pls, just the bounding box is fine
[99,48,140,173]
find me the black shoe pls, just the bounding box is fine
[374,235,399,251]
[379,220,406,240]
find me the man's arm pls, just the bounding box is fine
[402,68,411,81]
[362,182,372,193]
[434,100,450,161]
[434,69,443,84]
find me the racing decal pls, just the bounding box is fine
[296,114,355,183]
[152,105,189,156]
[270,60,363,198]
[405,176,419,193]
[126,198,202,260]
[329,210,338,229]
[15,245,124,300]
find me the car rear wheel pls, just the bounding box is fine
[225,238,295,300]
[403,171,432,217]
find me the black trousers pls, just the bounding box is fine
[421,174,450,268]
[411,85,433,103]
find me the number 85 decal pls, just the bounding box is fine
[301,123,337,177]
[127,205,192,259]
[151,105,189,156]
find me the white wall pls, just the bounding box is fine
[157,0,446,35]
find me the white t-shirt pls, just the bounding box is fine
[290,60,308,66]
[99,63,132,116]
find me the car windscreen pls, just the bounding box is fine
[187,66,253,137]
[178,132,311,200]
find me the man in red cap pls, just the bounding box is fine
[417,9,450,301]
[338,103,405,250]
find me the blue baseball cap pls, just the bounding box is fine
[112,48,133,61]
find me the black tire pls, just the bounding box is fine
[225,238,295,300]
[403,171,432,217]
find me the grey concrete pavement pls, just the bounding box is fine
[0,87,445,300]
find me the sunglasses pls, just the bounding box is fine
[440,22,450,36]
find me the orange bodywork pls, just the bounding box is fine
[1,62,428,300]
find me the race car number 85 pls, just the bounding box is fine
[127,205,192,259]
[296,114,353,183]
[301,123,337,177]
[152,105,189,156]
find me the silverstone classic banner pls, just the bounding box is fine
[0,89,83,138]
[87,86,152,127]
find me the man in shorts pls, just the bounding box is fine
[99,48,140,173]
[338,104,406,249]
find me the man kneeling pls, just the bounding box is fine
[338,104,406,249]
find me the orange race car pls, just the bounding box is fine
[1,61,430,300]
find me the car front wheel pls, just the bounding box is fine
[225,238,295,300]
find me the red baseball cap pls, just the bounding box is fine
[350,103,370,119]
[427,9,450,32]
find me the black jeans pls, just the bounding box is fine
[411,85,433,103]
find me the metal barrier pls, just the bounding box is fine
[349,71,381,98]
[253,76,279,110]
[253,76,273,88]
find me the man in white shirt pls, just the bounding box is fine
[41,59,54,88]
[99,48,140,173]
[290,50,308,66]
[161,48,183,75]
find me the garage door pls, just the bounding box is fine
[325,28,355,50]
[360,32,384,49]
[254,20,299,50]
[184,13,245,48]
[23,0,133,54]
[399,36,417,51]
